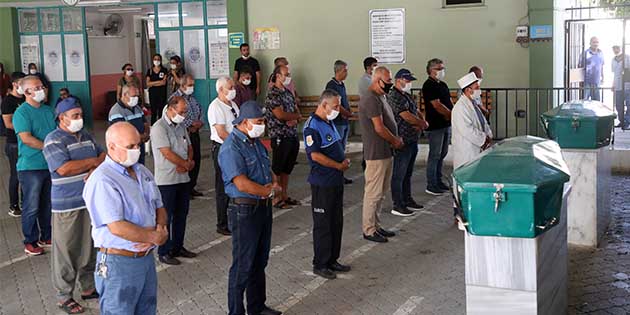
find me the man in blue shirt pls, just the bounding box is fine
[303,89,351,280]
[83,122,168,315]
[108,84,150,164]
[219,101,282,315]
[43,98,105,314]
[325,60,355,185]
[580,37,605,101]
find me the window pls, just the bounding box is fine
[157,3,179,28]
[206,0,227,25]
[41,9,60,32]
[182,1,204,27]
[443,0,484,7]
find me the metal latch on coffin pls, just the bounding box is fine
[492,184,505,213]
[571,115,580,131]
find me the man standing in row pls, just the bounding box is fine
[1,71,25,217]
[304,89,351,279]
[84,122,168,314]
[359,66,402,243]
[108,84,150,165]
[325,60,354,185]
[13,75,57,255]
[233,43,262,97]
[581,36,605,101]
[151,96,197,265]
[43,98,104,313]
[358,57,378,98]
[219,101,282,315]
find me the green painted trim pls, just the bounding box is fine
[227,0,247,68]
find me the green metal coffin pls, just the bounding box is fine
[453,136,571,238]
[540,100,615,149]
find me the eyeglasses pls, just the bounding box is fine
[30,86,45,91]
[125,68,133,71]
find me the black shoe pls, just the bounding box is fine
[425,187,444,196]
[363,233,388,243]
[8,205,21,217]
[616,123,624,128]
[260,306,283,315]
[344,177,353,185]
[159,254,181,265]
[174,247,197,258]
[329,261,351,272]
[217,227,231,236]
[377,227,396,238]
[438,182,450,191]
[406,201,424,211]
[391,207,415,217]
[191,189,203,197]
[313,267,337,279]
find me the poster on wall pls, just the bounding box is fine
[209,29,229,79]
[42,35,63,82]
[64,34,86,81]
[369,8,405,64]
[159,31,181,67]
[183,30,207,79]
[20,43,39,74]
[253,27,280,50]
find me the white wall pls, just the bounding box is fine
[86,12,140,76]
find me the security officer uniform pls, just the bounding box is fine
[303,113,346,272]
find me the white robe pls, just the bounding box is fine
[451,95,493,170]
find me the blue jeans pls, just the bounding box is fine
[426,127,451,189]
[585,83,601,101]
[17,170,51,244]
[158,183,190,256]
[228,202,272,315]
[391,141,419,208]
[335,123,350,151]
[95,251,157,315]
[615,90,630,126]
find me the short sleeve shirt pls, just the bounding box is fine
[1,94,25,144]
[234,57,261,90]
[325,78,350,126]
[108,101,146,134]
[388,87,419,143]
[303,114,345,187]
[582,49,605,85]
[358,91,397,161]
[422,77,453,131]
[150,115,191,186]
[12,102,57,171]
[208,97,240,144]
[43,128,103,212]
[265,86,298,139]
[170,89,202,129]
[358,73,372,98]
[234,83,254,107]
[146,67,168,99]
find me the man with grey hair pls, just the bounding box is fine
[108,84,150,165]
[325,60,354,184]
[169,74,204,198]
[580,36,605,101]
[207,75,240,235]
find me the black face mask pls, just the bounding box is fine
[380,79,394,94]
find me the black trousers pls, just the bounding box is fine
[157,183,190,256]
[212,141,229,230]
[311,184,344,269]
[189,131,201,191]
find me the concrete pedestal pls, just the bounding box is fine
[562,147,611,247]
[464,186,570,315]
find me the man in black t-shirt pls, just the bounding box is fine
[422,58,453,196]
[1,72,26,217]
[233,43,262,97]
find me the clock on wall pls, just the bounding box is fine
[61,0,80,6]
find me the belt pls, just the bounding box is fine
[231,197,271,207]
[99,247,153,258]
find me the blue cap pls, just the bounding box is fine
[55,97,81,116]
[233,100,264,125]
[395,68,417,81]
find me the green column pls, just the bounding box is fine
[227,0,247,70]
[0,8,20,73]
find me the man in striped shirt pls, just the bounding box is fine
[43,98,105,314]
[108,84,150,164]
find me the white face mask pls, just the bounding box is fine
[153,60,161,67]
[226,89,236,101]
[242,55,249,60]
[402,82,412,93]
[128,96,139,107]
[66,118,84,133]
[326,109,340,121]
[472,89,482,100]
[16,85,24,95]
[283,76,292,86]
[32,89,46,103]
[171,113,185,124]
[29,69,37,75]
[247,121,265,138]
[184,87,194,95]
[125,70,134,77]
[116,144,141,167]
[170,64,177,70]
[436,69,446,80]
[242,79,251,86]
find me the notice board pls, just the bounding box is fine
[369,8,405,64]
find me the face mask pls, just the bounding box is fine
[171,113,185,124]
[184,87,194,95]
[283,76,292,86]
[153,60,161,67]
[402,82,412,93]
[436,70,446,80]
[472,89,482,100]
[326,109,340,121]
[170,64,177,70]
[242,79,251,86]
[67,118,84,133]
[32,89,46,103]
[242,55,249,60]
[29,69,37,75]
[116,144,140,167]
[125,70,133,77]
[17,85,24,95]
[381,80,393,94]
[226,89,236,101]
[128,96,139,107]
[247,121,265,138]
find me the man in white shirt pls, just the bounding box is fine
[208,76,240,235]
[612,45,630,129]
